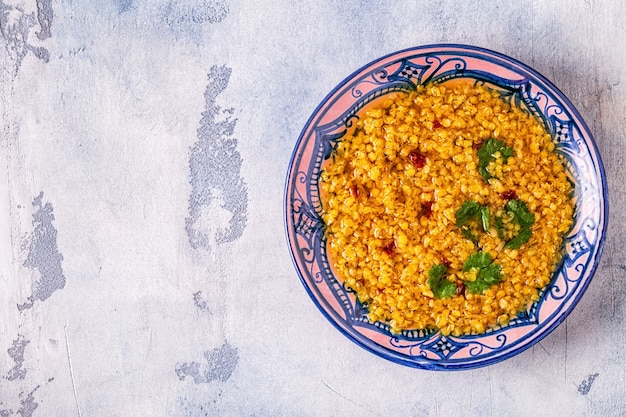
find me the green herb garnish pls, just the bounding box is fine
[497,199,535,249]
[477,138,514,182]
[462,251,493,270]
[461,228,478,243]
[504,226,533,249]
[456,200,491,242]
[479,205,491,232]
[506,199,535,228]
[465,263,502,294]
[494,215,505,239]
[427,264,457,299]
[461,251,503,294]
[455,200,480,227]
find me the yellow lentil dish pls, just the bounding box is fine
[320,81,574,336]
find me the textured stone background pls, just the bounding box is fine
[0,1,624,416]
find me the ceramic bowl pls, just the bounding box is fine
[284,44,607,370]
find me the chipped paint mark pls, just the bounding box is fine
[159,0,230,41]
[16,386,39,417]
[163,0,229,26]
[6,335,30,381]
[175,362,204,384]
[34,0,53,40]
[0,364,57,416]
[186,65,248,249]
[177,396,216,417]
[0,0,51,72]
[204,343,239,382]
[17,192,65,310]
[116,0,133,13]
[578,373,599,395]
[175,342,239,384]
[193,291,211,314]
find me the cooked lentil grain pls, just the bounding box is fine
[320,81,574,336]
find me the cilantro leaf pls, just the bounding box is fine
[466,263,502,294]
[477,262,502,285]
[427,264,457,299]
[479,205,491,232]
[434,278,457,299]
[504,227,532,249]
[477,138,514,182]
[506,199,535,228]
[494,215,505,239]
[461,228,478,243]
[461,252,503,294]
[456,200,491,243]
[497,199,535,249]
[465,279,491,294]
[428,264,446,281]
[462,251,492,271]
[500,146,514,159]
[455,200,480,227]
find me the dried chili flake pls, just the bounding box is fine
[381,241,396,256]
[440,256,451,268]
[408,150,427,169]
[500,190,518,200]
[349,185,360,198]
[456,282,466,296]
[432,119,443,129]
[422,201,433,218]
